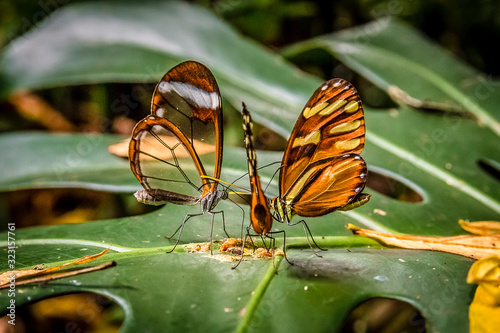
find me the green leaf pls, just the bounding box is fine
[0,0,320,138]
[1,2,499,333]
[0,132,134,192]
[0,204,475,333]
[282,18,500,138]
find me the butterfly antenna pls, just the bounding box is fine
[262,162,284,193]
[232,226,252,269]
[268,230,293,267]
[225,196,247,240]
[166,212,203,253]
[200,175,250,192]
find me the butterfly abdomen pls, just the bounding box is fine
[134,189,198,206]
[242,103,274,235]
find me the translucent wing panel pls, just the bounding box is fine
[129,116,217,200]
[288,154,368,217]
[151,61,223,184]
[280,78,365,196]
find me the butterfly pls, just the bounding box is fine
[242,103,274,237]
[128,60,229,251]
[243,78,370,252]
[236,103,288,268]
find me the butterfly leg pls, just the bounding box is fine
[165,224,183,241]
[232,225,253,269]
[287,219,327,256]
[220,210,230,238]
[260,234,271,252]
[166,212,203,253]
[263,233,280,273]
[208,209,227,255]
[208,210,221,256]
[267,230,293,267]
[225,197,247,240]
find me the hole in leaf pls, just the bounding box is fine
[2,292,124,333]
[0,188,160,229]
[478,158,500,183]
[366,168,424,203]
[342,297,426,333]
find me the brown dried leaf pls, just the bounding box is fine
[0,248,111,289]
[108,136,215,159]
[8,91,75,131]
[347,224,500,260]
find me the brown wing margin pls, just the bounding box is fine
[280,78,365,197]
[150,61,223,195]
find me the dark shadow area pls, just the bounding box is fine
[366,169,424,203]
[0,188,161,230]
[478,158,500,183]
[0,292,124,333]
[342,297,426,333]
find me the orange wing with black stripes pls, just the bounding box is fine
[272,78,370,221]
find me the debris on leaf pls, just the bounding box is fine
[183,242,212,253]
[467,255,500,333]
[182,238,283,262]
[219,238,242,252]
[0,248,114,289]
[219,238,284,260]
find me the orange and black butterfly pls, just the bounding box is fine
[128,61,228,251]
[238,103,288,267]
[243,78,370,251]
[241,103,274,237]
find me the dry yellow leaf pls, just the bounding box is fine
[347,224,500,260]
[460,220,500,236]
[467,256,500,333]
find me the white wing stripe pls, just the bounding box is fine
[158,81,220,109]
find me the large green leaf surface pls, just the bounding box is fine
[1,2,499,332]
[0,0,320,138]
[282,18,500,137]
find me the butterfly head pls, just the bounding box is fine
[270,197,294,224]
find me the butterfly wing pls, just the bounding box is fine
[280,79,365,195]
[242,103,273,235]
[279,78,368,215]
[288,155,368,217]
[129,61,223,204]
